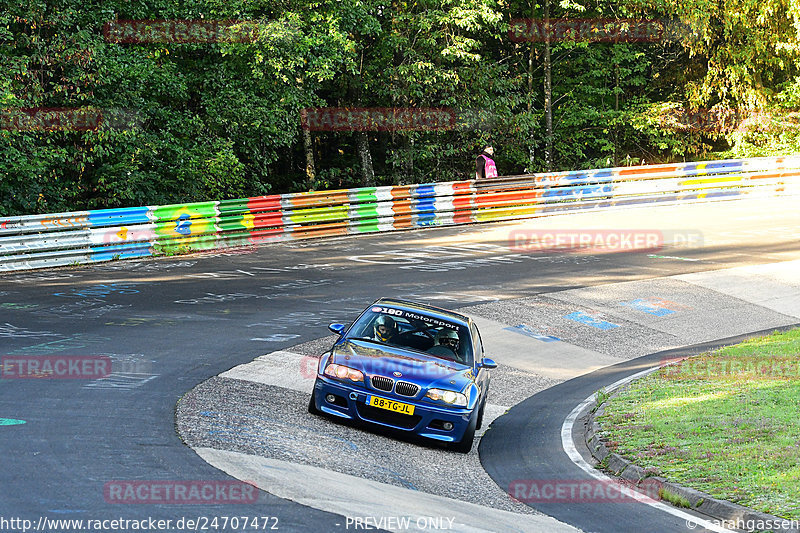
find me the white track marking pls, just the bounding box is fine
[561,367,735,533]
[196,447,581,533]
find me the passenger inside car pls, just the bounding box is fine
[427,328,463,362]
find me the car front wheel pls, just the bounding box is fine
[475,399,486,430]
[308,390,320,415]
[451,411,478,453]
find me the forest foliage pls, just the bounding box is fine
[1,0,799,215]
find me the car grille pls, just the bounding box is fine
[395,381,420,397]
[371,375,394,392]
[356,403,421,430]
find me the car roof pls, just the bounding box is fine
[374,298,471,327]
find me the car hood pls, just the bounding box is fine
[331,338,473,390]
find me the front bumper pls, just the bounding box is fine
[312,377,475,443]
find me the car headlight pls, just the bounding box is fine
[426,388,467,407]
[323,363,364,382]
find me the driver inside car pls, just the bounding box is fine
[372,315,398,343]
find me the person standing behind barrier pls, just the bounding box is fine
[476,145,498,180]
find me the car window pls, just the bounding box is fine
[350,312,412,338]
[346,305,472,364]
[471,323,483,360]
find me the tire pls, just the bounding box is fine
[475,399,486,430]
[451,410,478,454]
[308,390,320,415]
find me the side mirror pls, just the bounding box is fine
[480,358,498,369]
[328,323,346,336]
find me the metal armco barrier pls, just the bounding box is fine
[2,155,799,272]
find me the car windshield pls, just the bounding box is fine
[347,305,473,365]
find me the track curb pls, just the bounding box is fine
[584,379,800,532]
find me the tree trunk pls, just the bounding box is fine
[352,49,376,188]
[356,132,376,187]
[528,21,536,173]
[303,118,316,188]
[614,62,620,167]
[543,0,553,171]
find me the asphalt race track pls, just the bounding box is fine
[2,197,800,533]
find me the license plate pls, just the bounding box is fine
[368,396,415,415]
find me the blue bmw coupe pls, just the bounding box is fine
[309,298,497,453]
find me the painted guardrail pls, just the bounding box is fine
[2,154,799,272]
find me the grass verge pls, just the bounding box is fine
[597,328,800,519]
